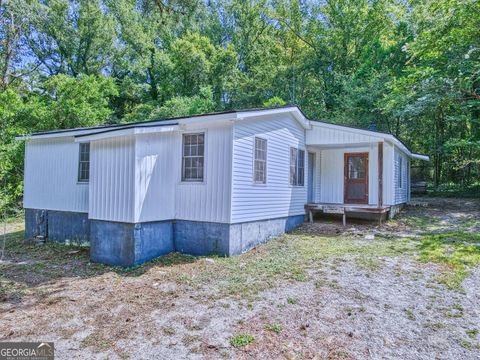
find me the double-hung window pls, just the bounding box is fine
[290,147,305,186]
[254,137,267,184]
[182,133,204,182]
[78,142,90,183]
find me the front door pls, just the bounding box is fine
[344,152,368,204]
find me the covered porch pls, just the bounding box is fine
[305,122,396,225]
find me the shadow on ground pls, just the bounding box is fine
[0,228,198,305]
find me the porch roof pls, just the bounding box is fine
[306,121,429,161]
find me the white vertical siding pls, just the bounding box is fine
[315,151,322,203]
[231,114,307,223]
[174,123,232,223]
[134,132,177,222]
[383,143,395,206]
[306,123,384,145]
[23,138,88,212]
[305,149,322,203]
[89,136,135,222]
[394,147,409,204]
[318,145,380,205]
[89,123,232,224]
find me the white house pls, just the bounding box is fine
[17,105,428,266]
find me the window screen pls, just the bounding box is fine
[182,133,205,181]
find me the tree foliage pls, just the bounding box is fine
[0,0,478,214]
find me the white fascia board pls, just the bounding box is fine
[16,128,107,141]
[390,141,429,161]
[309,121,429,161]
[74,125,179,142]
[307,142,379,150]
[410,153,430,161]
[178,113,236,125]
[309,121,387,140]
[237,107,311,129]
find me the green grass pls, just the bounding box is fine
[194,234,412,298]
[163,327,176,336]
[355,255,382,271]
[416,232,480,290]
[230,334,255,348]
[265,323,282,333]
[2,209,479,306]
[466,329,478,339]
[0,221,419,302]
[404,308,416,321]
[287,297,298,305]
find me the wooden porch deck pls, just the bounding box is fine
[304,203,391,226]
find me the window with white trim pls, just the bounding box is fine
[78,142,90,183]
[254,137,267,184]
[290,147,305,186]
[182,133,204,182]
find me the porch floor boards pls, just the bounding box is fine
[304,203,390,226]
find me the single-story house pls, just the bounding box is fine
[17,105,428,266]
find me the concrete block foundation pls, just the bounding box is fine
[25,209,305,266]
[25,209,47,239]
[388,204,405,219]
[229,215,305,255]
[174,221,230,256]
[25,209,89,244]
[90,220,174,267]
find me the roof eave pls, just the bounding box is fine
[236,106,311,129]
[410,153,430,161]
[74,124,180,142]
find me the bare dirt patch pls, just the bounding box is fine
[0,197,479,359]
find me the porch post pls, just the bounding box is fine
[378,142,383,207]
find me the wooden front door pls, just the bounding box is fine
[344,152,369,204]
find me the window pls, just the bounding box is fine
[254,137,267,184]
[399,156,403,188]
[290,147,305,186]
[78,143,90,183]
[182,133,204,182]
[348,156,367,179]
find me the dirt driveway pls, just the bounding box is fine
[0,197,479,359]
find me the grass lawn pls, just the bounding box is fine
[0,197,479,359]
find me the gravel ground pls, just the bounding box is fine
[0,197,479,359]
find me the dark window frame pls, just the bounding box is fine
[182,133,205,182]
[290,147,305,186]
[253,137,267,184]
[78,142,90,183]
